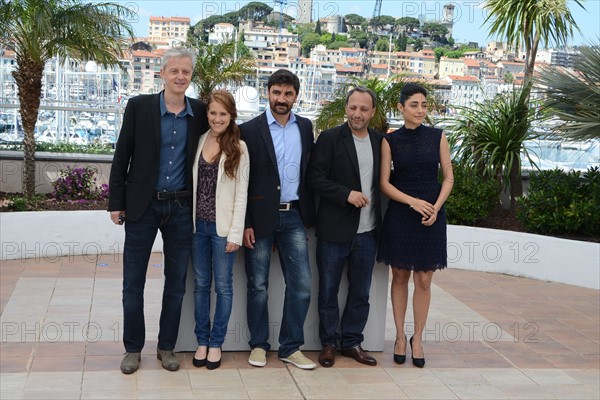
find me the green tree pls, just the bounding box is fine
[294,22,316,39]
[503,72,514,84]
[190,15,229,42]
[238,2,273,20]
[452,89,544,209]
[411,38,424,52]
[422,22,449,41]
[190,38,256,102]
[482,0,584,206]
[316,75,417,134]
[349,30,368,48]
[0,0,134,198]
[315,19,322,35]
[434,47,447,62]
[301,32,321,56]
[395,17,420,33]
[328,41,350,50]
[319,33,333,45]
[372,15,396,30]
[344,13,366,27]
[396,33,408,51]
[537,43,600,140]
[375,37,390,52]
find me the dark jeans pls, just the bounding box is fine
[122,197,192,352]
[244,209,312,358]
[316,230,377,349]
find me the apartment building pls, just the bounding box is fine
[443,74,482,108]
[148,16,190,44]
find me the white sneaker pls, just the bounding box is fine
[248,347,267,367]
[279,350,316,370]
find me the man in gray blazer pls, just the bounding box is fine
[308,87,383,367]
[108,47,208,374]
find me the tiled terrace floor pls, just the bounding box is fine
[0,253,598,399]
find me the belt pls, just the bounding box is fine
[153,190,191,200]
[279,201,299,211]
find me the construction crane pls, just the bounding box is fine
[274,0,287,41]
[362,0,383,77]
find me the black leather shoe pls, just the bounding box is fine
[206,347,222,370]
[341,345,377,366]
[409,336,425,368]
[394,336,407,365]
[318,345,335,368]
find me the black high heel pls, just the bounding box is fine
[206,347,222,370]
[393,335,406,364]
[409,336,425,368]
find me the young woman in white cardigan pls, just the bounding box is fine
[191,90,249,370]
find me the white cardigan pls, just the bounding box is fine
[192,131,249,245]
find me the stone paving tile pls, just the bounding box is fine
[400,384,458,399]
[1,254,598,400]
[30,355,84,372]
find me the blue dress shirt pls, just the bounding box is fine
[155,91,194,192]
[266,107,301,202]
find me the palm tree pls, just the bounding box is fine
[189,38,256,102]
[483,0,583,93]
[315,75,414,134]
[0,0,134,198]
[452,88,544,209]
[536,43,600,141]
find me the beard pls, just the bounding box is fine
[348,119,368,132]
[270,102,292,115]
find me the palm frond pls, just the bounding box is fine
[191,39,256,102]
[536,42,600,140]
[451,88,544,188]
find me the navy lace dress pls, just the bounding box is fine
[377,124,447,271]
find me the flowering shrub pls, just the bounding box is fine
[52,165,108,202]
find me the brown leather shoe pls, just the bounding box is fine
[341,345,377,366]
[318,345,335,368]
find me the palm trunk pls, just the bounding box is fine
[509,155,522,209]
[13,57,44,198]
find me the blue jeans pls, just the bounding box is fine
[244,209,312,358]
[191,220,236,348]
[316,230,377,349]
[122,197,192,352]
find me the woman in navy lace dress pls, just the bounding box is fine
[378,83,453,367]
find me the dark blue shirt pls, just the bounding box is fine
[155,91,194,192]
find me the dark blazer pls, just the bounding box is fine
[108,92,208,221]
[308,122,383,243]
[240,111,316,238]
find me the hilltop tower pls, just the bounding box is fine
[297,0,313,23]
[441,4,455,38]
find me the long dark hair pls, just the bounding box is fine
[207,90,242,179]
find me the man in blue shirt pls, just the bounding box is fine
[240,69,317,369]
[108,47,208,374]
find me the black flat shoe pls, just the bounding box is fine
[393,335,406,365]
[409,336,425,368]
[192,356,206,368]
[206,347,222,370]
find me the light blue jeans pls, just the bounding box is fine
[191,220,236,348]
